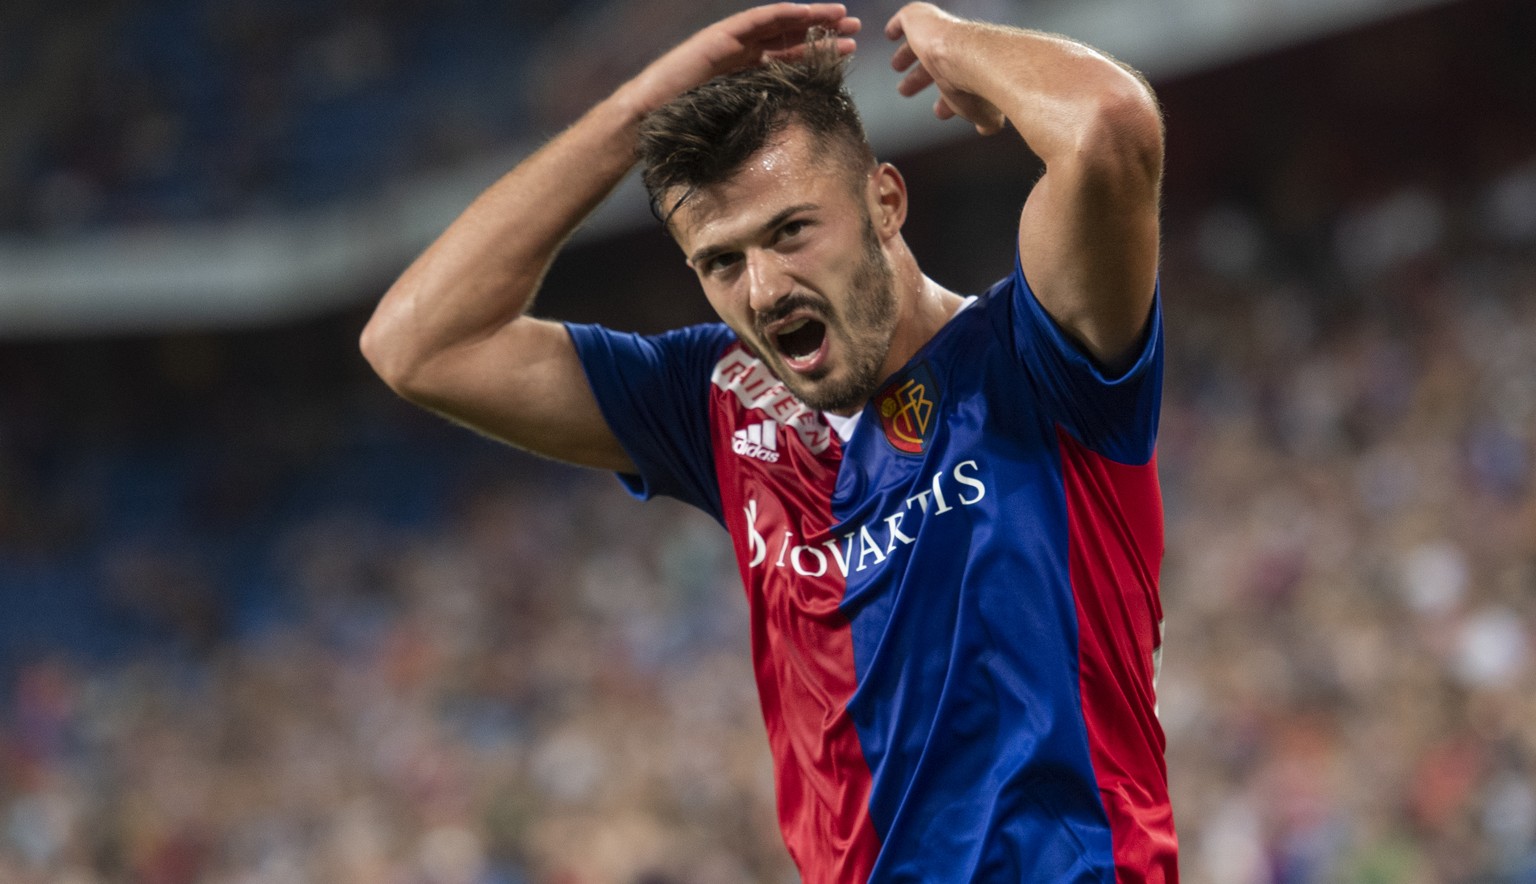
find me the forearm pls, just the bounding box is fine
[887,3,1161,365]
[903,12,1161,179]
[360,89,647,386]
[363,3,860,391]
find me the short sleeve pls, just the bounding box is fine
[1003,254,1163,465]
[566,322,736,523]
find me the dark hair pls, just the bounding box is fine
[638,35,875,226]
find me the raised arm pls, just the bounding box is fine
[885,3,1162,369]
[360,4,859,471]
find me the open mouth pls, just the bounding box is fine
[773,317,828,367]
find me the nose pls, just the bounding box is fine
[744,250,792,315]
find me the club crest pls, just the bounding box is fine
[875,363,938,455]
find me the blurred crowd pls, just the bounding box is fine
[0,320,783,882]
[1,0,1016,236]
[1158,165,1536,884]
[4,0,1536,882]
[3,0,573,234]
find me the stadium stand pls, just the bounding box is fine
[2,0,1534,881]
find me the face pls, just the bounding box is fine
[670,128,899,414]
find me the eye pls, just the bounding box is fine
[701,252,741,277]
[776,219,808,241]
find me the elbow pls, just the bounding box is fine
[359,307,427,398]
[1073,77,1165,194]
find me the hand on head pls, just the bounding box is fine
[886,2,1006,135]
[628,3,860,112]
[630,2,1013,138]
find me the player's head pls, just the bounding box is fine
[637,40,908,415]
[638,36,876,230]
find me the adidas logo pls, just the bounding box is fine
[732,420,781,463]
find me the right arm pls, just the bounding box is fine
[360,4,859,473]
[885,3,1163,371]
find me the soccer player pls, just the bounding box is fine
[362,2,1174,880]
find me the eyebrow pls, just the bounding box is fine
[688,203,820,268]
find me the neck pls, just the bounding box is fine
[880,247,964,383]
[823,247,962,418]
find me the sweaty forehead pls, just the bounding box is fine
[669,128,852,253]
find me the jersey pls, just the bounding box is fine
[567,256,1176,883]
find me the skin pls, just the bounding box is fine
[885,4,1163,365]
[361,2,1163,472]
[362,3,861,474]
[666,127,961,415]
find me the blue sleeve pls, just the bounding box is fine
[1003,254,1163,465]
[566,321,736,523]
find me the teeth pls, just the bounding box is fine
[773,316,820,363]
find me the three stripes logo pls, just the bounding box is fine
[732,420,781,463]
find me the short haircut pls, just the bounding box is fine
[638,35,875,227]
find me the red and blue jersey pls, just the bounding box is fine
[567,258,1176,882]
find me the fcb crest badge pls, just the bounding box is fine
[875,363,938,455]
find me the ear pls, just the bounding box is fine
[868,163,908,240]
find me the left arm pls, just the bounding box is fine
[886,3,1163,369]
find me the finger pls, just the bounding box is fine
[767,2,854,33]
[818,16,861,42]
[741,12,861,52]
[831,15,862,36]
[934,97,955,120]
[725,3,849,43]
[792,2,850,18]
[749,2,849,24]
[884,8,906,41]
[896,62,934,97]
[765,35,857,62]
[973,109,1006,136]
[759,15,859,54]
[890,40,917,73]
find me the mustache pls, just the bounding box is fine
[754,292,832,334]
